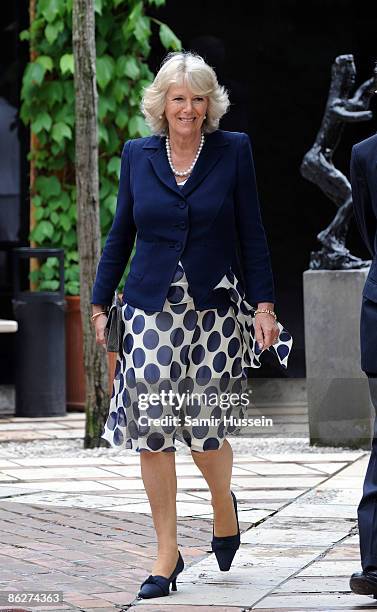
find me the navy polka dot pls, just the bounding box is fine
[222,317,236,337]
[213,351,226,372]
[132,314,145,334]
[143,329,159,350]
[128,419,139,439]
[147,432,165,450]
[277,344,289,359]
[196,365,211,386]
[144,363,160,384]
[179,376,194,395]
[192,344,205,365]
[159,379,172,394]
[123,333,134,354]
[217,306,229,317]
[180,344,190,365]
[167,286,184,304]
[170,327,184,347]
[203,311,215,331]
[183,310,198,331]
[157,345,173,366]
[113,427,124,445]
[170,304,187,314]
[124,304,135,320]
[228,337,241,358]
[136,381,148,395]
[207,331,221,352]
[170,361,182,380]
[203,437,220,450]
[117,407,127,427]
[192,325,201,343]
[126,367,136,388]
[122,388,131,408]
[117,373,124,394]
[210,405,222,420]
[232,357,242,377]
[147,402,163,419]
[220,371,230,392]
[107,411,117,431]
[156,312,173,331]
[133,347,146,368]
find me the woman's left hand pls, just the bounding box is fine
[254,313,280,350]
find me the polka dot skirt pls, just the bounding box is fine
[101,261,293,453]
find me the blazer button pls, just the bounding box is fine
[178,201,186,209]
[179,221,186,229]
[174,242,181,251]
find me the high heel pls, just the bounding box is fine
[137,549,184,599]
[211,490,240,571]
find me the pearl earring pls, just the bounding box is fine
[159,114,163,119]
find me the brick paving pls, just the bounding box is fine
[0,415,376,610]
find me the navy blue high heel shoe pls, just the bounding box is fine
[211,490,240,571]
[137,549,184,599]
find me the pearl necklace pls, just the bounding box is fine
[165,132,205,177]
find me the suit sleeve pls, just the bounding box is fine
[234,132,275,305]
[350,145,376,257]
[91,139,136,305]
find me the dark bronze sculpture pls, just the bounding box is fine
[301,54,374,269]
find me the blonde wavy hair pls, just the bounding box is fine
[141,51,230,135]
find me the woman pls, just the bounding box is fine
[91,51,292,599]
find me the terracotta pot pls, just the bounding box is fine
[65,295,119,411]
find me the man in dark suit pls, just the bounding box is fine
[349,127,377,596]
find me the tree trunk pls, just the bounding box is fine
[72,0,109,447]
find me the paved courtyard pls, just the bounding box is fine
[0,413,376,611]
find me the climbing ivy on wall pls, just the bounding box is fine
[20,0,181,294]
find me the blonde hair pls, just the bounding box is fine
[141,51,230,135]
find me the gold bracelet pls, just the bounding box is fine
[254,308,277,320]
[91,311,107,321]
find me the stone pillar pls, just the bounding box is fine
[303,269,373,449]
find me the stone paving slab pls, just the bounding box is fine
[277,503,357,519]
[252,592,377,608]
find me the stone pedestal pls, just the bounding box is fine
[303,269,373,449]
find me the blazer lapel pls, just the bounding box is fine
[181,133,229,196]
[143,131,229,197]
[145,137,182,197]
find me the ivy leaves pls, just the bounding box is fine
[20,0,181,294]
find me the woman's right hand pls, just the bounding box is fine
[93,314,108,347]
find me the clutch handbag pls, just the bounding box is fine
[104,290,123,353]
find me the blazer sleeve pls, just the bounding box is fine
[350,145,376,258]
[91,139,136,305]
[234,132,275,305]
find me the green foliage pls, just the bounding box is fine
[20,0,181,294]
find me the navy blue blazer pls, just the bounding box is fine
[91,129,275,311]
[350,133,377,374]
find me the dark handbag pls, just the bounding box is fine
[104,290,123,352]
